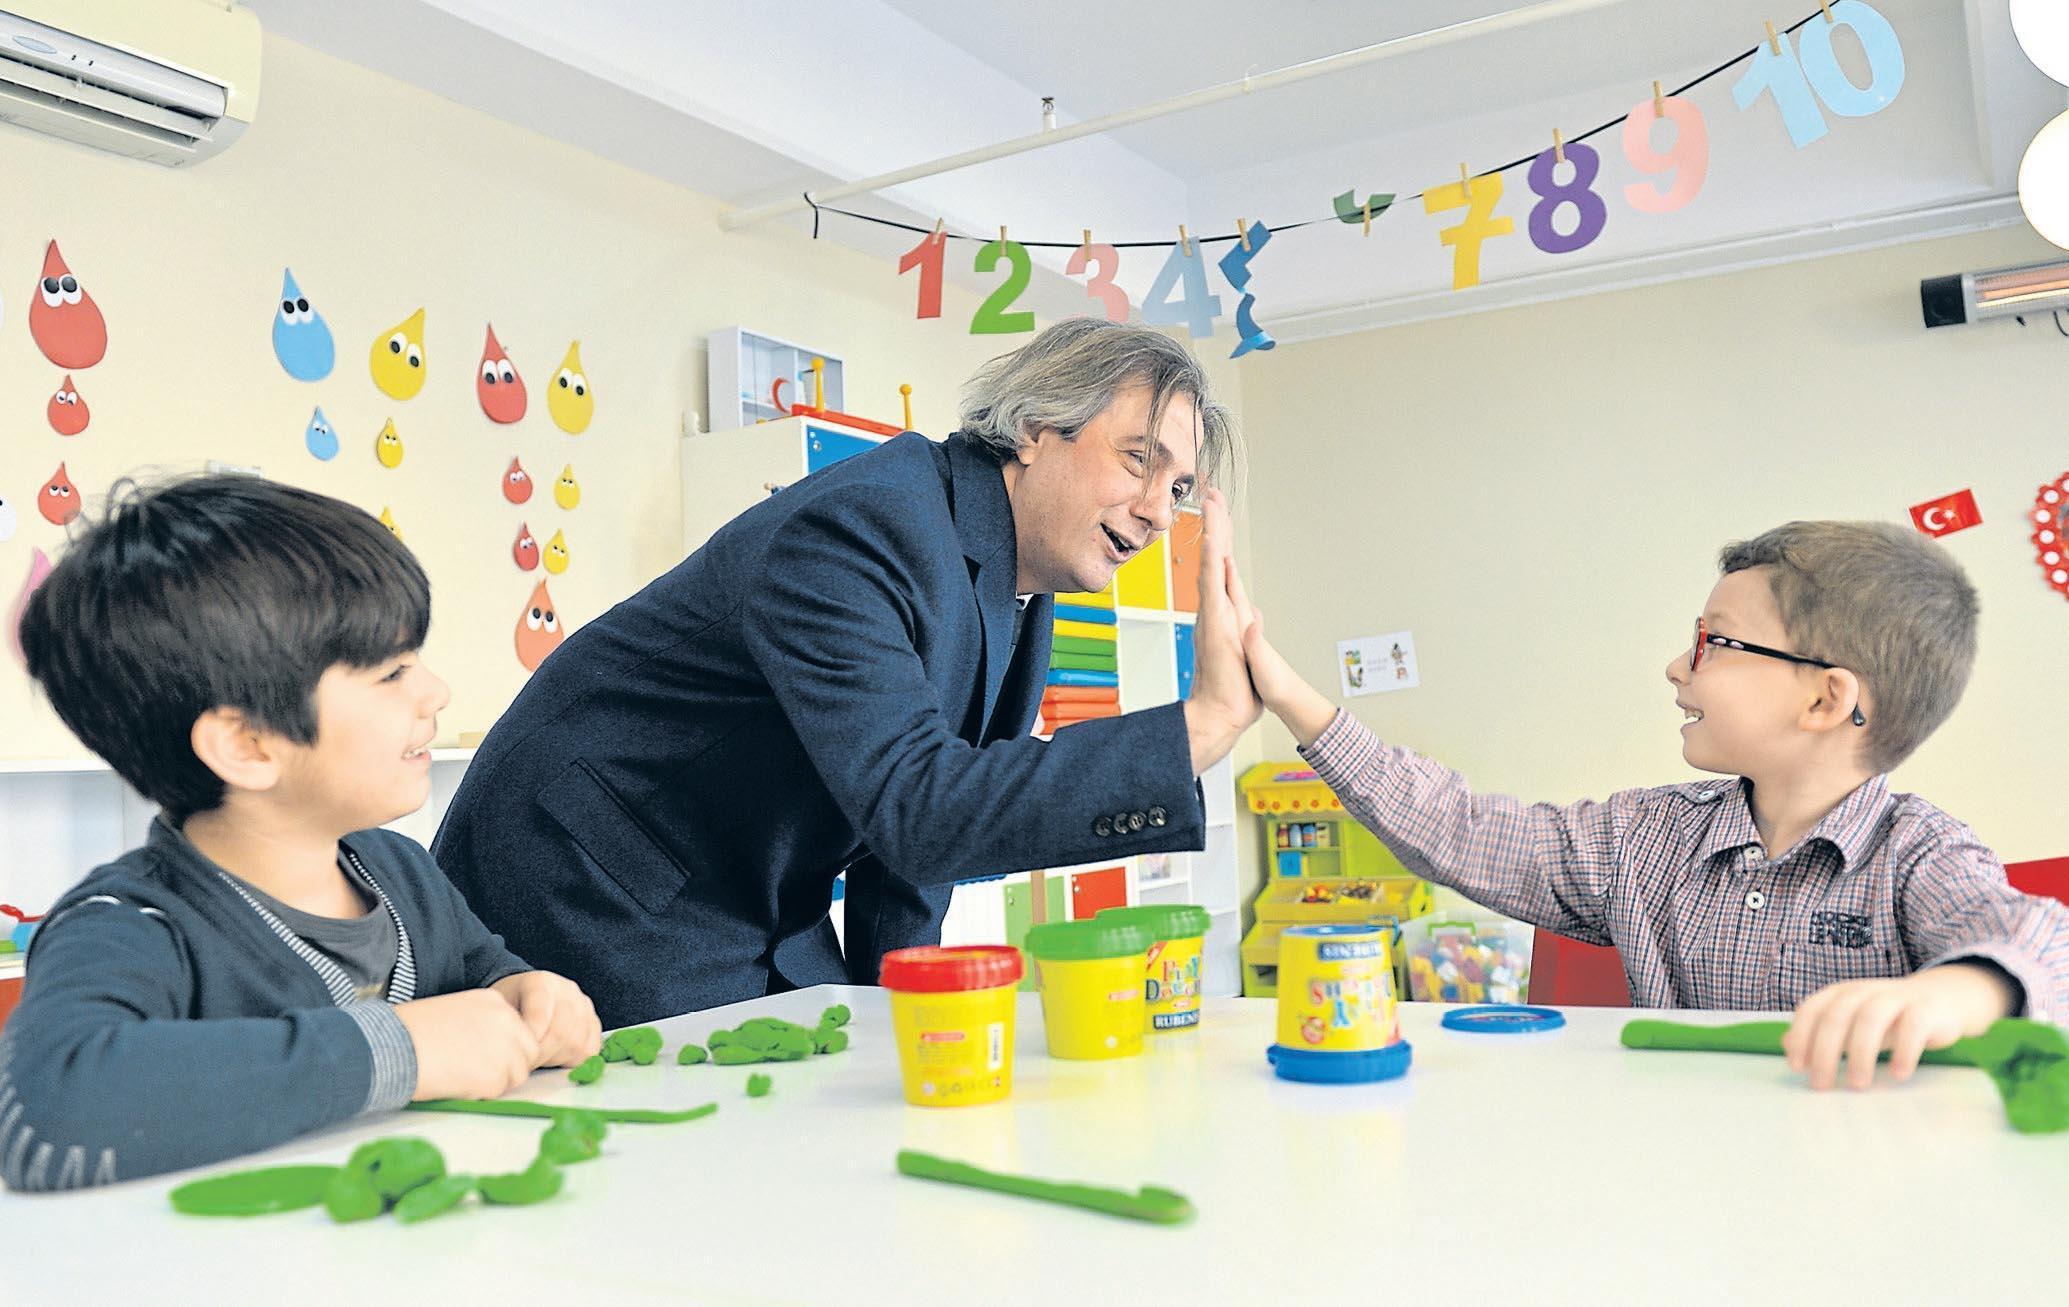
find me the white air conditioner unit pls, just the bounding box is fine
[0,1,259,166]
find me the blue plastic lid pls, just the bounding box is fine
[1440,1005,1566,1034]
[1283,924,1383,939]
[1266,1040,1413,1084]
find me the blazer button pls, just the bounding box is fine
[1147,806,1167,827]
[1093,816,1113,837]
[1111,812,1130,835]
[1128,811,1146,832]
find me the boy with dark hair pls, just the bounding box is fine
[1239,520,2069,1091]
[1,476,600,1192]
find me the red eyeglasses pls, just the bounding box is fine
[1688,618,1867,726]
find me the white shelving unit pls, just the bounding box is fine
[705,327,845,433]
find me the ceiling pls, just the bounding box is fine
[246,0,2069,341]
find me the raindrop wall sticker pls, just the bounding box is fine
[478,324,527,424]
[46,376,88,436]
[369,308,427,400]
[272,268,335,381]
[304,407,338,461]
[29,241,107,369]
[547,341,592,434]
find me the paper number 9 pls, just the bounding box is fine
[1621,96,1709,214]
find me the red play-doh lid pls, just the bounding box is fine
[879,945,1024,993]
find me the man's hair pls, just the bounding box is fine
[956,318,1237,496]
[19,475,430,821]
[1718,521,1978,773]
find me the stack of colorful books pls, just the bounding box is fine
[1042,587,1121,730]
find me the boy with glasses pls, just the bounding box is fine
[1239,521,2068,1091]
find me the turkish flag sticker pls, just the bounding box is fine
[1909,489,1981,538]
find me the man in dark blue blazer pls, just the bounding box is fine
[435,321,1255,1025]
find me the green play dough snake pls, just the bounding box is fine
[896,1150,1195,1225]
[1620,1017,2069,1134]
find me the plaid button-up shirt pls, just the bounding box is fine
[1300,711,2069,1020]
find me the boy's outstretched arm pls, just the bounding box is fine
[1240,608,1622,944]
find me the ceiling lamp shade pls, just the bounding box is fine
[2020,109,2069,250]
[2013,0,2069,86]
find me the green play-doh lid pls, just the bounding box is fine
[1095,904,1211,941]
[1025,919,1152,962]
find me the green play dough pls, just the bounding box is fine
[818,1004,851,1029]
[393,1174,476,1225]
[407,1099,718,1125]
[602,1026,665,1066]
[677,1043,709,1065]
[814,1029,850,1055]
[323,1173,385,1224]
[746,1073,773,1098]
[896,1150,1194,1225]
[477,1155,563,1206]
[568,1054,605,1085]
[169,1164,342,1217]
[344,1137,446,1204]
[711,1043,764,1065]
[1620,1017,2069,1134]
[538,1111,609,1164]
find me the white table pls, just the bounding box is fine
[4,988,2062,1304]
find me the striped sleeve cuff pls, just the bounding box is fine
[341,1000,418,1113]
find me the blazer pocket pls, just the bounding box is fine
[538,761,690,915]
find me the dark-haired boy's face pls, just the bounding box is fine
[275,652,450,831]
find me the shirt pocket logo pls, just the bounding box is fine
[1807,910,1872,949]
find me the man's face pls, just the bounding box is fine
[1006,382,1200,594]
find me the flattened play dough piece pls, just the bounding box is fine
[169,1164,341,1217]
[408,1099,718,1125]
[677,1043,709,1065]
[896,1150,1195,1225]
[746,1073,773,1098]
[393,1174,476,1225]
[711,1044,765,1065]
[569,1054,605,1084]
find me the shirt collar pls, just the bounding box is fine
[1693,774,1893,871]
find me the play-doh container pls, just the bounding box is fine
[1025,919,1152,1059]
[1095,904,1211,1032]
[1267,923,1411,1083]
[880,945,1024,1106]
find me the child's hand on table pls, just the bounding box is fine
[1783,961,2019,1090]
[491,970,604,1068]
[395,989,541,1100]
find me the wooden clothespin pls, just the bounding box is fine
[932,218,946,245]
[1553,129,1566,166]
[1458,162,1472,192]
[1819,0,1833,21]
[1178,224,1191,256]
[998,224,1008,247]
[1237,219,1251,252]
[1081,228,1092,255]
[1765,20,1781,56]
[899,383,913,432]
[1653,80,1666,119]
[1361,199,1372,237]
